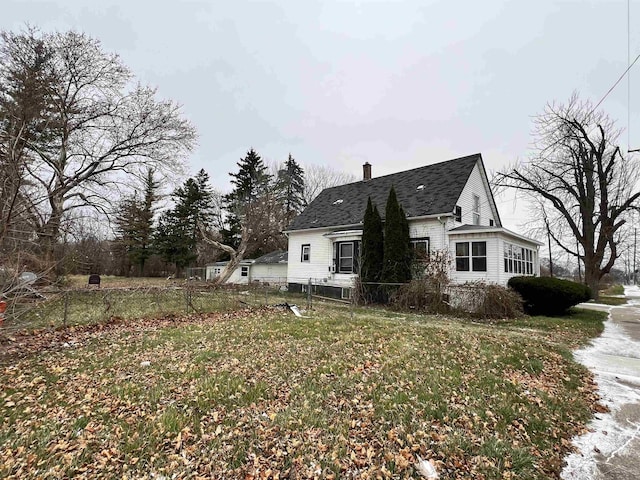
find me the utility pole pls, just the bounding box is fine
[634,228,637,285]
[545,216,553,277]
[576,238,582,283]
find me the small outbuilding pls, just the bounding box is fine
[251,251,288,285]
[205,260,254,284]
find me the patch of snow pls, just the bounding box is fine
[561,286,640,479]
[416,454,439,478]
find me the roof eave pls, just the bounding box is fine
[284,222,362,234]
[448,227,544,246]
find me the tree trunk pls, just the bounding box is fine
[583,261,601,301]
[37,194,64,267]
[199,224,249,285]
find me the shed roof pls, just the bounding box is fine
[253,250,288,264]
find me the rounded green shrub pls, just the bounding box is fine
[507,276,592,316]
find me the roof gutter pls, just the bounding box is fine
[284,213,454,234]
[448,227,544,246]
[283,223,362,234]
[407,212,454,222]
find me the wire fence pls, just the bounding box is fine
[0,281,298,335]
[0,275,520,336]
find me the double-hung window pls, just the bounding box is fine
[241,266,249,277]
[454,205,462,222]
[410,237,430,261]
[456,241,487,272]
[504,243,535,275]
[301,244,310,262]
[333,241,360,274]
[472,194,480,225]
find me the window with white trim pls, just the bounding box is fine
[454,205,462,222]
[410,237,430,261]
[241,266,249,277]
[472,194,480,225]
[333,241,360,274]
[504,243,535,275]
[301,244,310,262]
[456,241,487,272]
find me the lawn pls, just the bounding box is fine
[0,302,606,479]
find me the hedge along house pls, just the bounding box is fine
[284,154,543,299]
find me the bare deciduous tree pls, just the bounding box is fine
[0,28,197,262]
[302,164,356,206]
[494,94,640,298]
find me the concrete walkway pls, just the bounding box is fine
[562,286,640,479]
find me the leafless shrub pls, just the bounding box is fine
[449,282,523,320]
[391,278,450,314]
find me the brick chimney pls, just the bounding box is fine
[363,162,372,181]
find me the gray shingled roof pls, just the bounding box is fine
[287,154,481,231]
[253,250,288,264]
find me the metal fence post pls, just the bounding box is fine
[350,291,354,320]
[63,290,69,329]
[307,278,312,310]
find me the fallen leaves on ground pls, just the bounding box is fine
[0,305,606,479]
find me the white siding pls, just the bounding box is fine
[447,231,541,286]
[408,218,449,251]
[287,229,358,288]
[205,265,250,284]
[449,232,501,284]
[454,163,497,227]
[251,264,287,284]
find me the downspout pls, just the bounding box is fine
[437,216,447,249]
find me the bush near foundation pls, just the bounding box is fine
[507,276,592,315]
[473,283,524,320]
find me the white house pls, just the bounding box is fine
[284,153,542,299]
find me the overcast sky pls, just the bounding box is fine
[2,0,638,233]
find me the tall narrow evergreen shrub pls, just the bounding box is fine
[361,197,384,282]
[381,186,411,284]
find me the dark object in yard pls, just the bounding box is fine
[88,274,101,287]
[274,302,305,317]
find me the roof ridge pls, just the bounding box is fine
[321,153,481,190]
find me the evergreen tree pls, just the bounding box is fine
[153,170,215,273]
[154,210,192,273]
[381,186,411,283]
[222,148,272,248]
[113,168,160,276]
[361,197,384,282]
[275,153,305,225]
[226,148,271,202]
[113,195,139,276]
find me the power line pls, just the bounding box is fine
[628,0,631,152]
[592,52,640,116]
